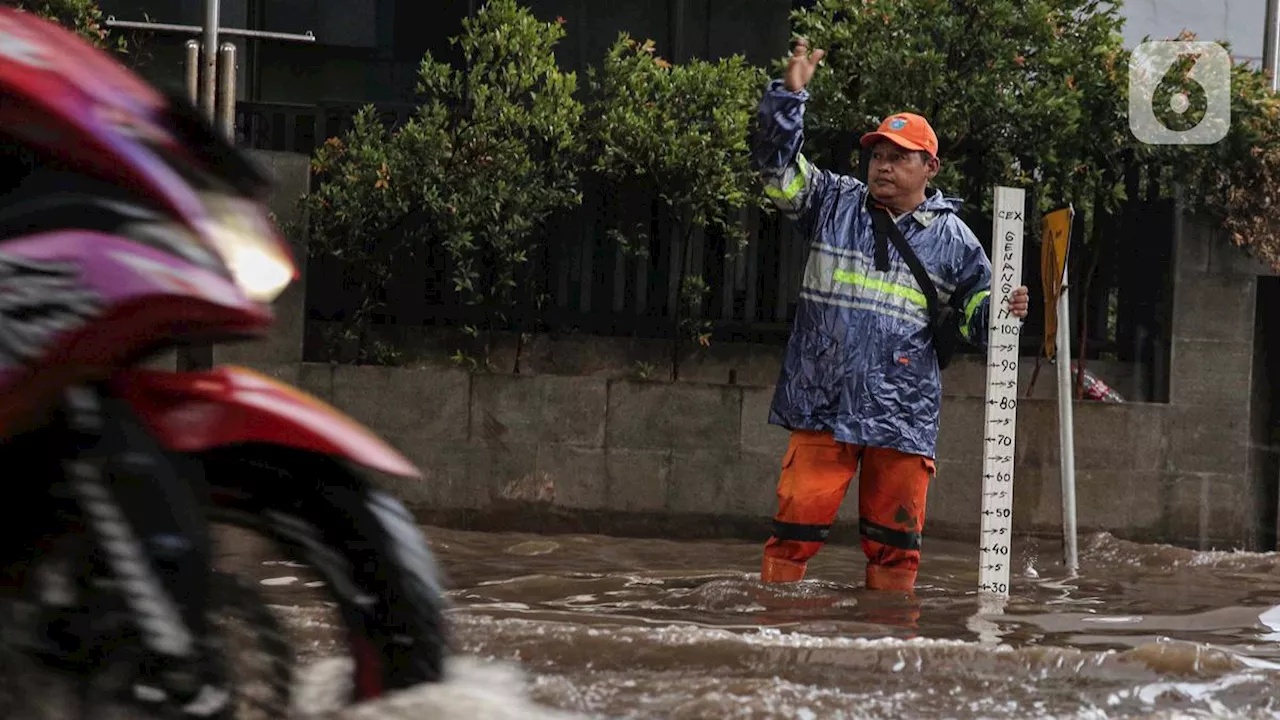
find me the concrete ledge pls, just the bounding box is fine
[304,322,1147,400]
[403,504,1184,550]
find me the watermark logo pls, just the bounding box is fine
[1129,40,1230,145]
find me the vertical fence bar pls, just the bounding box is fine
[634,208,649,316]
[688,224,705,321]
[773,225,791,321]
[613,240,627,315]
[216,42,237,142]
[578,220,594,316]
[745,212,760,325]
[720,213,740,320]
[185,40,200,105]
[668,219,684,319]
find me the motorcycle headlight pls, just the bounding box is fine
[204,219,295,304]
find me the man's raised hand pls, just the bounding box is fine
[785,39,825,93]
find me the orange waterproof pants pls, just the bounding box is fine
[761,430,934,592]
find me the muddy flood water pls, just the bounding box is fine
[220,526,1280,719]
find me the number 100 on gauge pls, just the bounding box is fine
[978,186,1025,598]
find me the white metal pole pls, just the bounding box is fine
[200,0,220,121]
[1265,0,1280,91]
[1055,272,1079,575]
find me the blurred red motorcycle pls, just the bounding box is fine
[0,8,448,717]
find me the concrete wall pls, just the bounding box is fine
[280,359,1245,550]
[1167,215,1270,549]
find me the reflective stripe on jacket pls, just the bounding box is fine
[755,79,994,459]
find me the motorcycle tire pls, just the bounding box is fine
[200,448,449,709]
[206,569,295,719]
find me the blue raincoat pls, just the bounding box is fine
[755,80,995,460]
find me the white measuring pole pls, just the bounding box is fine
[978,186,1026,598]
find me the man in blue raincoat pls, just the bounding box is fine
[756,40,1030,592]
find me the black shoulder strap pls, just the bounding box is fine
[869,206,940,317]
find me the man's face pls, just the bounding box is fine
[868,141,939,207]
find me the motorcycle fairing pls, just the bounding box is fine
[0,233,271,437]
[111,366,421,479]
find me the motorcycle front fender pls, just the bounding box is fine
[111,366,421,479]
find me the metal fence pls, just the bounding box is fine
[237,101,1175,360]
[236,100,417,156]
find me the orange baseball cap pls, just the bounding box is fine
[860,112,938,158]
